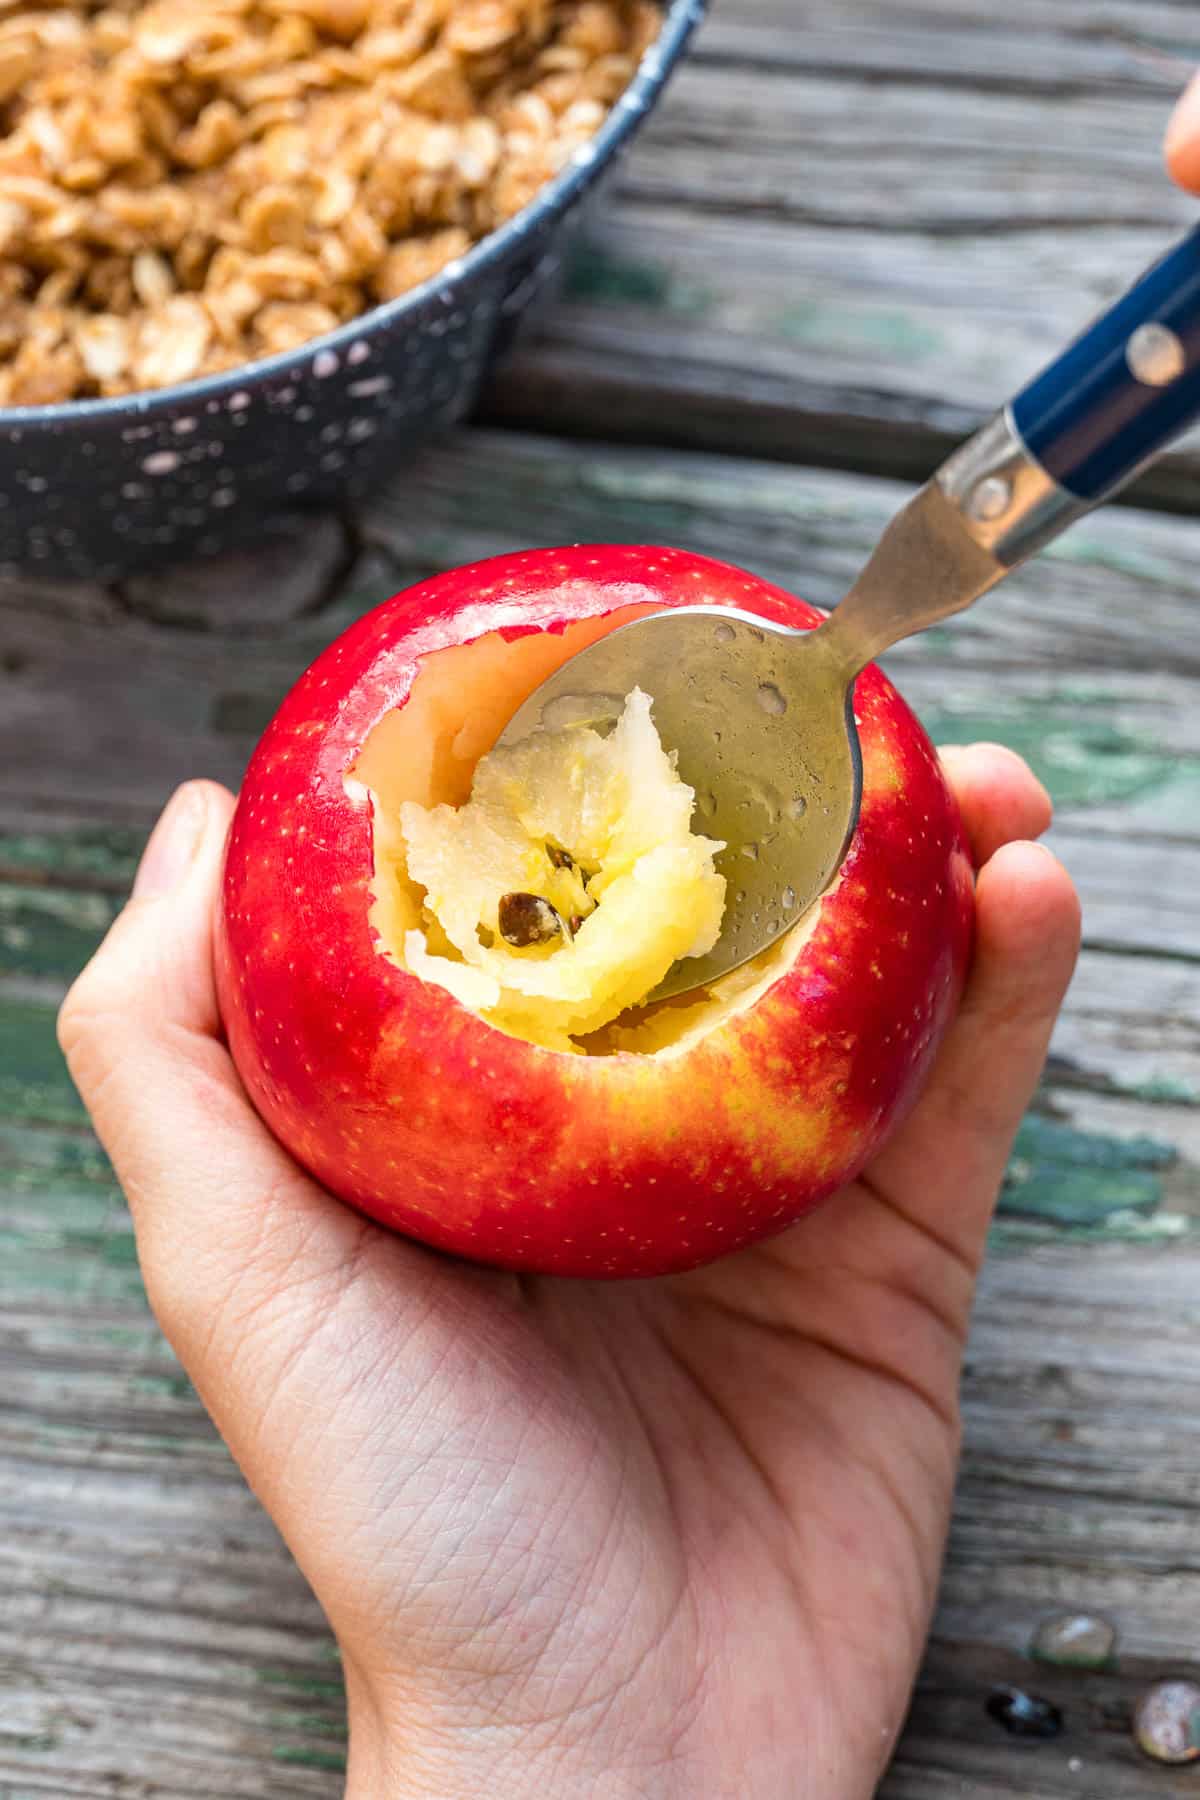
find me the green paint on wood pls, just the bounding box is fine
[0,1243,147,1304]
[264,1709,348,1739]
[0,999,84,1125]
[271,1745,348,1772]
[1126,1072,1200,1106]
[0,883,117,981]
[257,1667,346,1699]
[0,1121,116,1190]
[774,299,942,361]
[132,1370,196,1401]
[997,1113,1175,1231]
[1001,1167,1162,1227]
[0,824,142,888]
[1012,1115,1175,1172]
[565,245,712,316]
[922,706,1179,810]
[1044,534,1180,585]
[0,1216,147,1304]
[1,1112,147,1306]
[1,1181,116,1232]
[991,1212,1191,1249]
[97,1228,139,1265]
[0,1731,59,1753]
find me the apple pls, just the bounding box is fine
[216,546,973,1278]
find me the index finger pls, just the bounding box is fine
[938,741,1053,867]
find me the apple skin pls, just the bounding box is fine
[216,546,974,1279]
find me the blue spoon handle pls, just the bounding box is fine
[1011,223,1200,501]
[831,224,1200,671]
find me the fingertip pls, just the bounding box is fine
[945,739,1053,812]
[939,741,1053,865]
[1166,73,1200,192]
[188,777,238,818]
[184,780,237,884]
[864,837,1082,1269]
[132,780,236,903]
[973,839,1082,997]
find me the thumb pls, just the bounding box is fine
[57,780,365,1367]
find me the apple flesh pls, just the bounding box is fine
[216,546,974,1279]
[398,686,728,1050]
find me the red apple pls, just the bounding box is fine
[216,546,973,1278]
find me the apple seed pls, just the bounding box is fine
[498,892,566,948]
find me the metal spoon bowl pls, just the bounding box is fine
[498,605,860,1001]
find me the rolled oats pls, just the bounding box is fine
[0,0,661,406]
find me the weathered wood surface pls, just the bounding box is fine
[489,0,1200,501]
[5,2,1200,1795]
[5,432,1200,1797]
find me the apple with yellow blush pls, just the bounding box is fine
[216,545,973,1278]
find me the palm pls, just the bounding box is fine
[61,751,1079,1798]
[217,1140,969,1800]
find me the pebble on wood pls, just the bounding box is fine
[985,1688,1065,1740]
[1030,1612,1117,1670]
[1132,1679,1200,1765]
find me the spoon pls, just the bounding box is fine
[499,224,1200,1001]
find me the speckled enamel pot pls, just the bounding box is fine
[0,0,705,582]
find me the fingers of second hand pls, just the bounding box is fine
[866,839,1080,1270]
[938,742,1053,868]
[1166,71,1200,192]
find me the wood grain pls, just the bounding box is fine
[486,0,1200,498]
[5,2,1200,1792]
[5,420,1200,1792]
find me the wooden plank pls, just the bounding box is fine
[9,434,1199,813]
[884,1242,1200,1796]
[5,431,1200,1178]
[484,0,1200,496]
[5,436,1200,1794]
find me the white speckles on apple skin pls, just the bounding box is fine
[218,544,971,1278]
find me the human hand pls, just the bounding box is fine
[1167,76,1200,191]
[59,747,1079,1800]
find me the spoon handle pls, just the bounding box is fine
[939,221,1200,570]
[822,223,1200,676]
[1012,225,1200,508]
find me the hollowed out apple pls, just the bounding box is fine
[216,546,973,1278]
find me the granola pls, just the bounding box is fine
[0,0,660,405]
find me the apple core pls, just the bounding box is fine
[350,613,827,1060]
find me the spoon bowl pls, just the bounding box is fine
[496,605,862,1000]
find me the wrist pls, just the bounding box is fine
[343,1673,686,1800]
[344,1722,639,1800]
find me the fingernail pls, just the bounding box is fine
[133,784,209,900]
[1166,72,1200,159]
